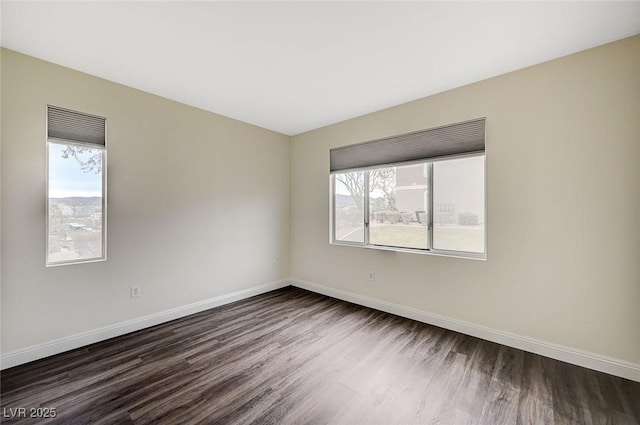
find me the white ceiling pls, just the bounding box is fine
[2,2,639,135]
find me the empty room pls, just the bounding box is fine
[1,1,639,424]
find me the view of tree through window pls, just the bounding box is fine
[331,154,485,257]
[369,164,429,249]
[334,171,365,243]
[47,143,105,264]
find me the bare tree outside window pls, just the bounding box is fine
[369,164,429,249]
[333,171,365,243]
[61,146,102,173]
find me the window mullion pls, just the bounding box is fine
[428,162,434,250]
[331,175,336,243]
[364,170,370,246]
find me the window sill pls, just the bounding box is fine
[46,257,107,267]
[330,241,486,261]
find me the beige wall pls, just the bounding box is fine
[290,36,640,364]
[1,49,290,352]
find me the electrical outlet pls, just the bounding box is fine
[131,285,141,298]
[272,259,278,270]
[368,271,375,281]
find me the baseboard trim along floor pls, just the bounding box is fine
[3,277,638,382]
[0,279,290,370]
[290,278,640,383]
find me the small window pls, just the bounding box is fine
[46,106,106,266]
[330,119,486,259]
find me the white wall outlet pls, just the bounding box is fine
[272,259,278,270]
[131,285,141,298]
[368,271,375,281]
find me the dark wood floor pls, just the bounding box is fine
[1,287,639,425]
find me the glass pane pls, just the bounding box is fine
[333,171,365,243]
[369,163,429,250]
[48,143,104,264]
[433,155,485,254]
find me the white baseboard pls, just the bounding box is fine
[4,277,638,382]
[291,278,640,382]
[0,279,290,370]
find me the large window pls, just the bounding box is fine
[330,119,486,259]
[46,106,107,266]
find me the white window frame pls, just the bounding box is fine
[46,112,107,267]
[330,152,486,260]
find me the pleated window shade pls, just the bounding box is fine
[47,106,106,147]
[330,118,485,173]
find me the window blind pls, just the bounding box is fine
[330,118,485,173]
[47,106,106,147]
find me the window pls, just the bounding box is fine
[330,119,486,259]
[433,155,485,254]
[333,170,365,244]
[46,106,107,266]
[369,163,429,250]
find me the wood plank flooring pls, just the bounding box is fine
[1,287,638,424]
